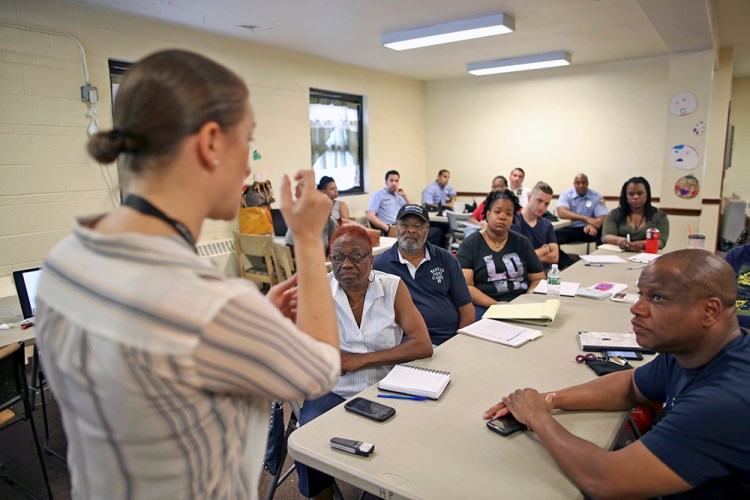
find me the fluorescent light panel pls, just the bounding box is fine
[468,51,571,75]
[382,13,514,51]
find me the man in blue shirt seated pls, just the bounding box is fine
[422,169,457,211]
[485,249,750,499]
[555,173,607,246]
[725,242,750,330]
[374,204,474,345]
[510,181,559,269]
[366,169,410,235]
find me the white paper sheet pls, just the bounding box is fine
[580,255,626,264]
[596,243,623,253]
[586,281,629,296]
[533,280,580,297]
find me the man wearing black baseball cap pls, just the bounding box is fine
[374,205,474,345]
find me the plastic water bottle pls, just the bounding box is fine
[547,264,561,300]
[645,225,660,254]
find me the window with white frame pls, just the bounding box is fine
[310,89,365,193]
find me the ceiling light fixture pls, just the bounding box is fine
[466,52,570,76]
[467,51,571,75]
[382,13,515,51]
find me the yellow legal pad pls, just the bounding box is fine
[482,299,561,326]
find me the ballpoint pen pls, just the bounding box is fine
[377,394,428,401]
[584,263,604,267]
[626,265,647,270]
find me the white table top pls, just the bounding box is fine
[0,294,34,348]
[288,252,648,499]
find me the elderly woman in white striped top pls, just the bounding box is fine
[296,224,432,499]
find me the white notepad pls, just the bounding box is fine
[378,364,451,400]
[459,318,543,348]
[578,331,653,353]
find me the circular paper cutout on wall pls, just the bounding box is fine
[692,121,705,135]
[669,91,697,116]
[674,174,700,199]
[670,144,700,170]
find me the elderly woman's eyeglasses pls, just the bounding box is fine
[330,252,371,264]
[396,221,426,230]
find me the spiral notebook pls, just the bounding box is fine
[378,364,451,400]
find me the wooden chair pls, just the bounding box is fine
[233,232,279,287]
[354,215,371,228]
[273,244,295,282]
[0,342,53,499]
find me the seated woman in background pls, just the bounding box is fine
[465,175,508,239]
[469,175,508,227]
[296,224,432,499]
[317,175,355,225]
[457,190,545,320]
[286,177,338,256]
[602,176,669,251]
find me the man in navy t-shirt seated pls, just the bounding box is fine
[374,204,474,345]
[510,181,559,269]
[485,249,750,499]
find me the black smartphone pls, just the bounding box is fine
[606,350,643,360]
[486,414,527,436]
[344,397,396,422]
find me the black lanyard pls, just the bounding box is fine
[122,194,197,253]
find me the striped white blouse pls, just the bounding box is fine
[35,216,340,499]
[330,270,403,398]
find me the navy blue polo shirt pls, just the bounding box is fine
[373,241,472,345]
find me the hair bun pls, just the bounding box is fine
[87,129,150,163]
[87,129,125,164]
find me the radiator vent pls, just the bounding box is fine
[196,238,235,258]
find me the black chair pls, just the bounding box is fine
[0,342,53,499]
[37,369,66,463]
[271,209,288,237]
[264,401,344,499]
[263,400,300,500]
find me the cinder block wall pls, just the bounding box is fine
[0,0,427,278]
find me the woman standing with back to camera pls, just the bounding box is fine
[34,50,341,498]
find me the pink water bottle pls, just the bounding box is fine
[645,225,659,254]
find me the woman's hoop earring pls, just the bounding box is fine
[368,269,375,283]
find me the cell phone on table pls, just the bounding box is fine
[486,414,527,436]
[606,350,643,360]
[344,397,396,422]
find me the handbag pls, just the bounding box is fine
[239,204,274,234]
[243,180,275,207]
[263,401,287,475]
